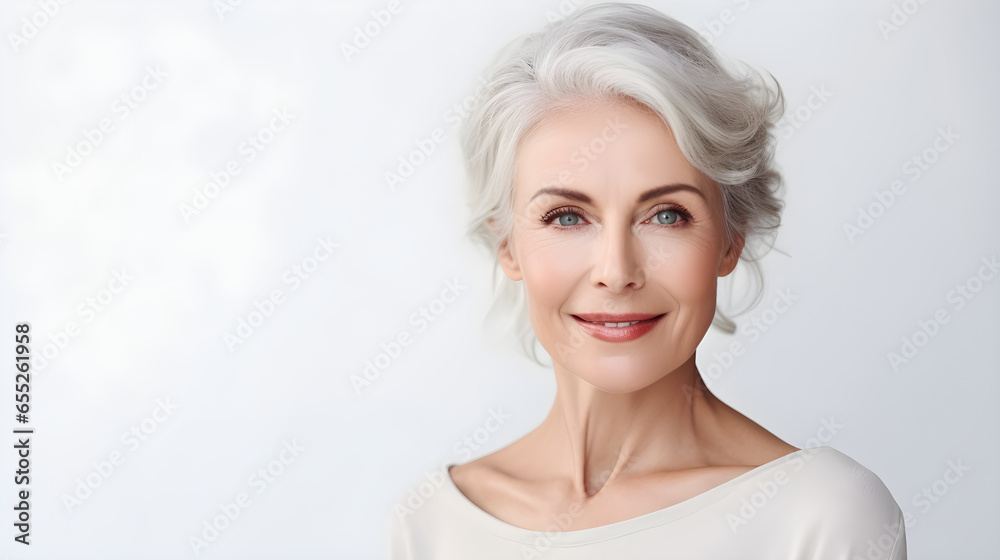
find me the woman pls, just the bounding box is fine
[391,3,906,558]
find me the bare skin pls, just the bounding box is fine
[449,97,799,532]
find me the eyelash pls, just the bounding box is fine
[539,204,694,229]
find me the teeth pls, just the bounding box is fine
[594,320,642,327]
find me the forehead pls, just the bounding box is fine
[514,100,712,205]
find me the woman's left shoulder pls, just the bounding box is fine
[784,446,900,503]
[777,446,907,556]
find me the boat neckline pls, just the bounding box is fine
[442,446,831,545]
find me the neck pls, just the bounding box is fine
[531,352,720,498]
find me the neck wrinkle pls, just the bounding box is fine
[543,353,710,503]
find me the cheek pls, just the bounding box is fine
[647,237,721,305]
[518,233,590,306]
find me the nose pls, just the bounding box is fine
[590,222,645,292]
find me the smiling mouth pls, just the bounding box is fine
[571,313,666,328]
[570,313,667,342]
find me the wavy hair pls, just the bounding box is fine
[459,2,786,366]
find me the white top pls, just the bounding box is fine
[389,446,906,559]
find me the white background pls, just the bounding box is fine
[1,0,997,558]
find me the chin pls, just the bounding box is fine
[567,355,669,394]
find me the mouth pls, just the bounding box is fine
[571,313,666,327]
[570,313,667,342]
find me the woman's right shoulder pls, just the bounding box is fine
[447,458,495,499]
[449,446,540,510]
[388,460,497,559]
[391,462,456,519]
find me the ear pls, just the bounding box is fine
[498,239,523,281]
[491,218,523,282]
[718,232,745,277]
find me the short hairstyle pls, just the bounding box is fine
[459,2,786,366]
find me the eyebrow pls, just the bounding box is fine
[527,183,707,205]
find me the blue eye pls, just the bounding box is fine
[540,207,587,226]
[557,213,582,226]
[654,209,679,225]
[540,205,691,228]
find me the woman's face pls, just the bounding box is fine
[498,100,743,394]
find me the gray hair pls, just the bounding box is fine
[459,2,785,366]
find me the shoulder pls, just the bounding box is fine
[446,455,532,520]
[784,446,899,505]
[448,459,508,501]
[389,462,474,559]
[388,463,460,536]
[388,460,516,559]
[777,446,907,556]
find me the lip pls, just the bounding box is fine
[573,312,662,322]
[571,313,666,343]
